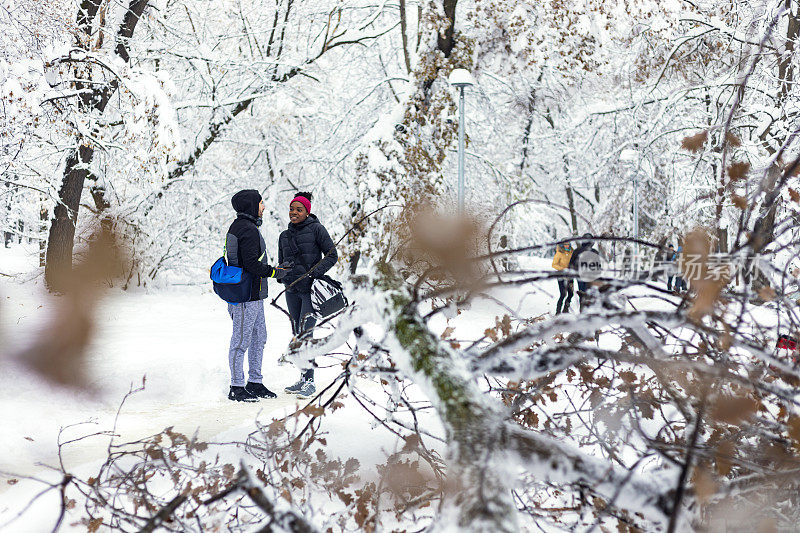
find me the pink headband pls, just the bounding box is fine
[290,196,311,213]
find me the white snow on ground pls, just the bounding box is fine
[8,246,759,531]
[0,244,344,530]
[0,243,456,531]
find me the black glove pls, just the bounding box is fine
[272,261,293,280]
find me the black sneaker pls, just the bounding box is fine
[228,386,258,402]
[245,382,277,398]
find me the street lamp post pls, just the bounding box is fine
[633,171,639,269]
[448,68,474,216]
[620,148,640,272]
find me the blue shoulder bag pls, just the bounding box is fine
[210,257,253,303]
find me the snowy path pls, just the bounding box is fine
[0,246,323,498]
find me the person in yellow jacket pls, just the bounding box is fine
[552,242,574,314]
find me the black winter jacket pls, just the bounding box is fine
[277,214,338,293]
[226,190,276,301]
[567,241,600,278]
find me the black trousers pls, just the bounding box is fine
[286,291,316,381]
[556,278,574,314]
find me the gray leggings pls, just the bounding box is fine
[227,300,266,387]
[286,291,316,381]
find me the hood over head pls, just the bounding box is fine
[232,189,262,218]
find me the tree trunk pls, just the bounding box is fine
[438,0,458,58]
[44,0,150,291]
[45,145,95,289]
[566,186,578,234]
[399,0,412,73]
[778,0,799,107]
[519,110,534,175]
[39,200,47,267]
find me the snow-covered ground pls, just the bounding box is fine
[0,246,666,486]
[1,245,558,530]
[8,243,771,531]
[0,244,356,530]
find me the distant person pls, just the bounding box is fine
[551,242,574,314]
[664,244,677,290]
[278,192,338,398]
[674,245,687,293]
[224,190,288,402]
[568,233,600,311]
[621,247,632,280]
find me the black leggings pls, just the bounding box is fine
[286,291,316,381]
[556,279,574,314]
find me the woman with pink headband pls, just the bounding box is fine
[277,191,338,398]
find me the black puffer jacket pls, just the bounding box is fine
[568,242,591,270]
[568,239,601,283]
[277,214,337,293]
[226,189,276,301]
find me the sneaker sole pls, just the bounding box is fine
[247,389,278,399]
[229,398,259,402]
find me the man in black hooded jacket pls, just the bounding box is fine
[224,189,288,402]
[568,233,600,312]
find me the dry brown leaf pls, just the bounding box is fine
[301,404,325,417]
[681,130,708,152]
[267,419,285,438]
[731,194,748,210]
[401,208,487,290]
[402,434,421,452]
[15,227,125,389]
[499,314,512,336]
[788,416,800,446]
[87,518,104,533]
[725,131,742,147]
[758,518,778,533]
[692,465,718,505]
[758,286,776,301]
[789,188,800,203]
[680,228,728,320]
[728,162,750,181]
[711,395,759,425]
[714,441,736,476]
